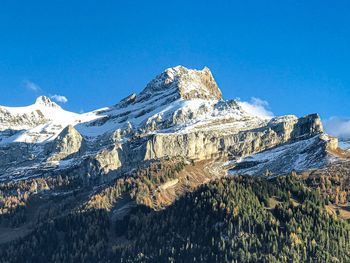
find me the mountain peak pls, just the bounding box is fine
[138,66,222,102]
[35,96,60,108]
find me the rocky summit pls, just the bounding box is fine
[0,66,342,182]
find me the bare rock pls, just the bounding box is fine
[47,125,85,161]
[138,66,222,102]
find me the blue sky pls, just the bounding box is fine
[0,1,349,123]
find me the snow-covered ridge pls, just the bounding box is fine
[229,135,329,176]
[0,96,82,143]
[0,66,333,182]
[0,66,270,145]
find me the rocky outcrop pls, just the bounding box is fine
[320,134,339,151]
[118,93,137,108]
[137,66,222,102]
[47,125,85,161]
[0,107,48,130]
[35,96,60,108]
[268,114,323,141]
[93,145,122,174]
[140,113,325,162]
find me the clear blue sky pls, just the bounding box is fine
[0,0,349,119]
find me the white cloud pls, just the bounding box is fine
[23,80,41,92]
[50,94,68,103]
[238,97,274,119]
[324,117,350,139]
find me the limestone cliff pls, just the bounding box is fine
[47,125,85,161]
[138,66,222,102]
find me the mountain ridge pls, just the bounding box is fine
[0,66,341,183]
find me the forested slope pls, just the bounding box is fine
[1,174,350,263]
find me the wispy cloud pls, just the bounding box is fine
[23,80,41,92]
[238,97,274,118]
[22,81,69,105]
[324,117,350,139]
[50,94,68,103]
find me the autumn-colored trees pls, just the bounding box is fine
[1,172,350,262]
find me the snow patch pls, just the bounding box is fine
[229,136,328,176]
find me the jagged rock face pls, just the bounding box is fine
[322,134,339,151]
[139,113,324,161]
[94,146,122,174]
[0,107,47,131]
[138,66,222,102]
[35,96,60,108]
[118,93,137,108]
[267,114,323,141]
[69,145,123,181]
[0,66,340,181]
[47,125,85,161]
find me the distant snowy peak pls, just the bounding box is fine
[34,96,61,108]
[0,96,83,144]
[71,66,237,139]
[0,96,75,129]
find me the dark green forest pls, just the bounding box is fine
[1,174,350,262]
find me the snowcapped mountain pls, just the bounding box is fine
[0,66,267,145]
[0,96,82,144]
[0,66,342,182]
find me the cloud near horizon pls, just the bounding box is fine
[237,99,350,140]
[238,97,274,119]
[50,94,68,103]
[23,80,41,92]
[324,117,350,139]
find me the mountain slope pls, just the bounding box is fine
[1,175,350,263]
[0,66,339,184]
[0,66,349,262]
